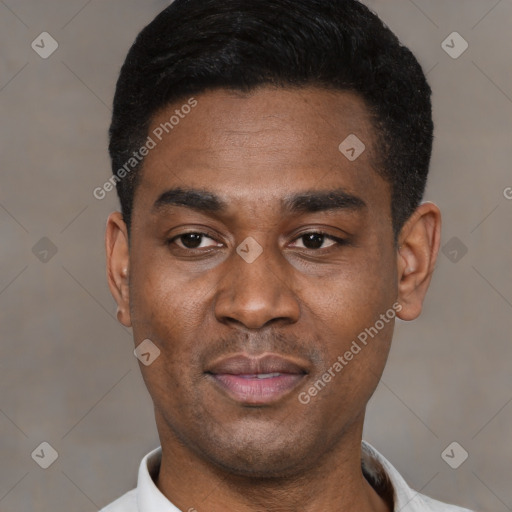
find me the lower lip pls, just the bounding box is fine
[210,374,305,405]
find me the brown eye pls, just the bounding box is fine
[180,233,204,248]
[291,232,341,250]
[302,233,327,249]
[169,233,221,250]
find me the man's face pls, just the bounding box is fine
[119,87,400,476]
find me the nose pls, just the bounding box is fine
[214,242,301,330]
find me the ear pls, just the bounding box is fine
[396,202,441,321]
[106,212,132,327]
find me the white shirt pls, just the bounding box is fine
[100,441,473,512]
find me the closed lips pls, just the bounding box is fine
[206,353,309,405]
[205,354,308,376]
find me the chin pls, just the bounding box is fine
[191,422,318,479]
[208,448,309,479]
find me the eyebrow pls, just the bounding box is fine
[282,188,366,214]
[152,187,366,215]
[153,188,226,213]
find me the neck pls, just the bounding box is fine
[154,417,390,512]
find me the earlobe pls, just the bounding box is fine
[396,202,441,321]
[105,212,132,327]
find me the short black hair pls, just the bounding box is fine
[109,0,433,238]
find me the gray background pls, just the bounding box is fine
[0,1,511,511]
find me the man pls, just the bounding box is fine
[102,0,473,510]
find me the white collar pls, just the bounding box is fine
[107,441,472,512]
[136,445,181,511]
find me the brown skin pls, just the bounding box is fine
[106,86,441,512]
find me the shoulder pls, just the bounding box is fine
[362,441,475,512]
[416,493,474,512]
[99,488,138,512]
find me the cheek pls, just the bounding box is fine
[300,246,396,397]
[130,251,207,331]
[130,270,204,404]
[304,253,397,334]
[305,281,395,419]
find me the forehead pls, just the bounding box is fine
[135,86,388,217]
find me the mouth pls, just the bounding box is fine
[205,353,308,406]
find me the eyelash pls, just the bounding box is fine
[167,231,348,252]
